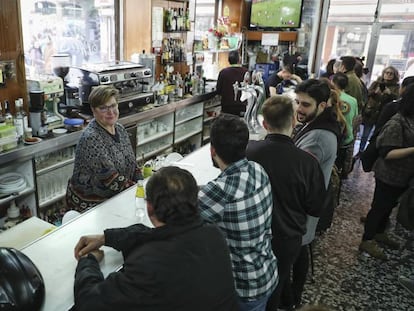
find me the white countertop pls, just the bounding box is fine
[0,217,56,249]
[17,143,219,311]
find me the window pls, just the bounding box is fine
[380,0,414,22]
[194,0,216,41]
[21,0,116,77]
[327,0,378,23]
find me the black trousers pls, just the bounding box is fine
[290,245,310,307]
[266,236,302,311]
[363,178,405,240]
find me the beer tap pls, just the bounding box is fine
[232,71,266,134]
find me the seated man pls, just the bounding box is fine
[198,113,278,311]
[265,65,303,97]
[73,166,239,311]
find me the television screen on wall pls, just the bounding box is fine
[248,0,303,30]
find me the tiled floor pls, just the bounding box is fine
[301,160,414,311]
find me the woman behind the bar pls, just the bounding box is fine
[66,85,142,212]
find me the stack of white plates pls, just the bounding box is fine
[0,172,27,194]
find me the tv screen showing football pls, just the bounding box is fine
[249,0,303,29]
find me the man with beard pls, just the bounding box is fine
[291,79,342,307]
[293,79,342,187]
[198,113,278,311]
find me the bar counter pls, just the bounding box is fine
[0,91,217,166]
[19,144,220,311]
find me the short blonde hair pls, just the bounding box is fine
[88,85,119,108]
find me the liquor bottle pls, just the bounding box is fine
[177,8,183,31]
[0,102,5,125]
[165,8,172,32]
[135,180,146,222]
[14,98,28,142]
[176,73,183,98]
[162,39,170,65]
[4,100,14,126]
[185,8,190,31]
[173,8,178,31]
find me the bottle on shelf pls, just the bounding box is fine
[14,98,28,142]
[176,73,183,98]
[185,7,190,31]
[162,39,170,65]
[4,100,14,126]
[0,102,5,125]
[7,200,20,221]
[177,8,183,31]
[173,8,178,32]
[165,8,172,32]
[135,180,146,222]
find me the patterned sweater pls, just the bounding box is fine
[67,119,141,211]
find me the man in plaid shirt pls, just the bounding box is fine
[198,113,278,311]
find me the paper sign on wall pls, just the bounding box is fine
[152,7,164,48]
[261,33,279,46]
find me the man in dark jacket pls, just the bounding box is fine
[246,95,326,311]
[216,50,248,116]
[291,79,343,305]
[73,166,239,311]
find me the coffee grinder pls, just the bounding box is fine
[26,76,65,131]
[29,90,48,137]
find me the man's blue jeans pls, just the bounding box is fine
[238,293,270,311]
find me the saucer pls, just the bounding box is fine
[24,137,42,145]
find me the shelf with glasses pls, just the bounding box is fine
[136,112,175,160]
[39,193,66,209]
[175,102,204,124]
[139,144,173,161]
[36,158,75,176]
[138,130,174,146]
[137,138,174,161]
[174,116,203,144]
[36,162,74,209]
[34,145,76,174]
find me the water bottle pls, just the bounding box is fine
[135,180,146,222]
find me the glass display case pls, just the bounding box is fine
[202,94,221,142]
[137,112,175,160]
[35,145,76,210]
[174,101,203,144]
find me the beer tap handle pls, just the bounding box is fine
[233,81,239,101]
[243,71,251,86]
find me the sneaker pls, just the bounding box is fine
[374,233,400,249]
[398,276,414,297]
[359,240,387,260]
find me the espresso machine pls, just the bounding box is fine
[66,61,154,116]
[27,76,66,132]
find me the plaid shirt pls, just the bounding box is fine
[198,158,278,301]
